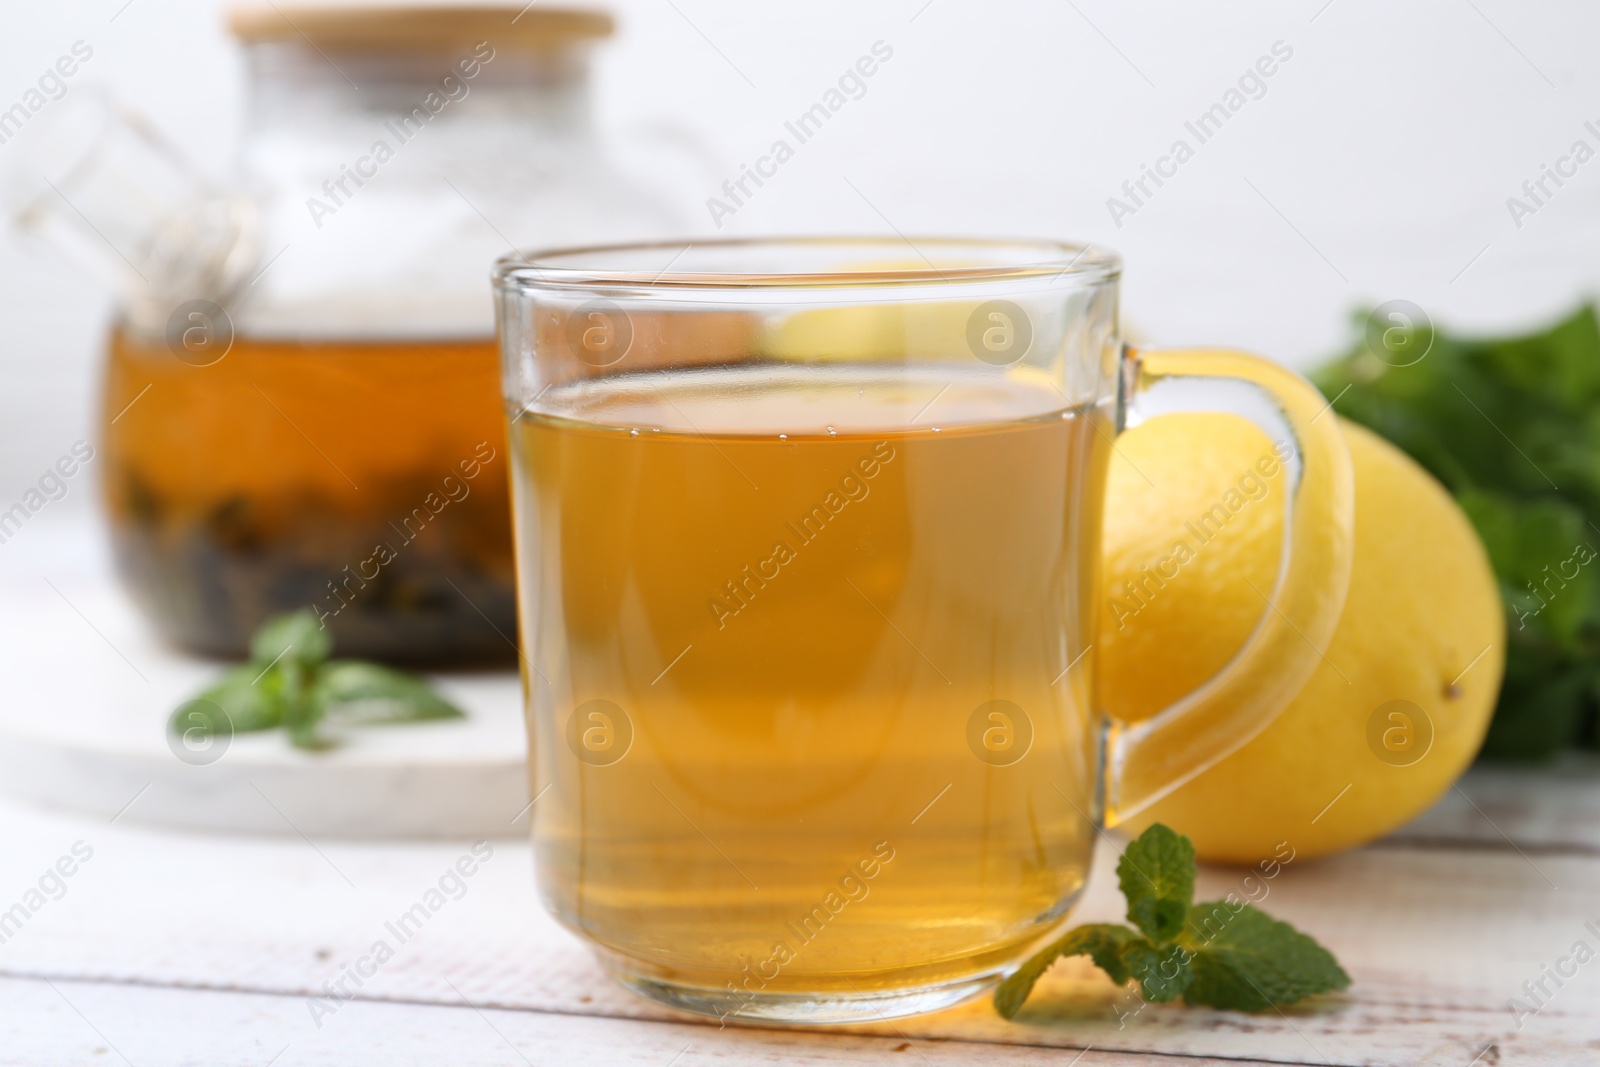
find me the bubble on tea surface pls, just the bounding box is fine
[1365,300,1433,368]
[1365,699,1434,767]
[966,300,1033,367]
[565,299,634,368]
[966,699,1033,766]
[168,698,233,766]
[166,299,235,367]
[566,698,634,766]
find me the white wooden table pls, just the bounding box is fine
[0,756,1596,1066]
[2,518,1598,1065]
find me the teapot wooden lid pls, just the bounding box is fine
[228,4,613,50]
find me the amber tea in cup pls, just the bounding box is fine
[496,238,1353,1023]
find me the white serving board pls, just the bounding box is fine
[0,517,529,839]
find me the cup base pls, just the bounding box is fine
[605,962,998,1025]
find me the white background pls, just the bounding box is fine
[3,0,1599,502]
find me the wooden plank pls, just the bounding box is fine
[1387,755,1600,855]
[0,795,1596,1066]
[0,974,1286,1067]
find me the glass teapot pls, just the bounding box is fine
[8,4,689,664]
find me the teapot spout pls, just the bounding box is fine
[2,86,258,335]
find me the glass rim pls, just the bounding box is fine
[493,236,1122,292]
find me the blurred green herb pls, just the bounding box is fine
[168,610,464,751]
[1314,303,1600,759]
[996,825,1348,1019]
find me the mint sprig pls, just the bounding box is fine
[169,611,464,751]
[1119,820,1195,942]
[995,824,1349,1019]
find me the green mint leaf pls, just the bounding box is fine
[249,610,332,670]
[1482,661,1591,760]
[187,663,284,733]
[283,684,332,751]
[1457,488,1592,648]
[994,924,1144,1020]
[1118,823,1195,942]
[1475,302,1600,407]
[1121,939,1194,1003]
[996,825,1350,1020]
[313,661,465,725]
[173,614,466,754]
[1179,902,1350,1011]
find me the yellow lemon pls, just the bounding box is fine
[1101,414,1503,863]
[760,259,986,362]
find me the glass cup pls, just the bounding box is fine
[494,237,1353,1024]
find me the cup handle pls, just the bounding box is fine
[1101,346,1356,826]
